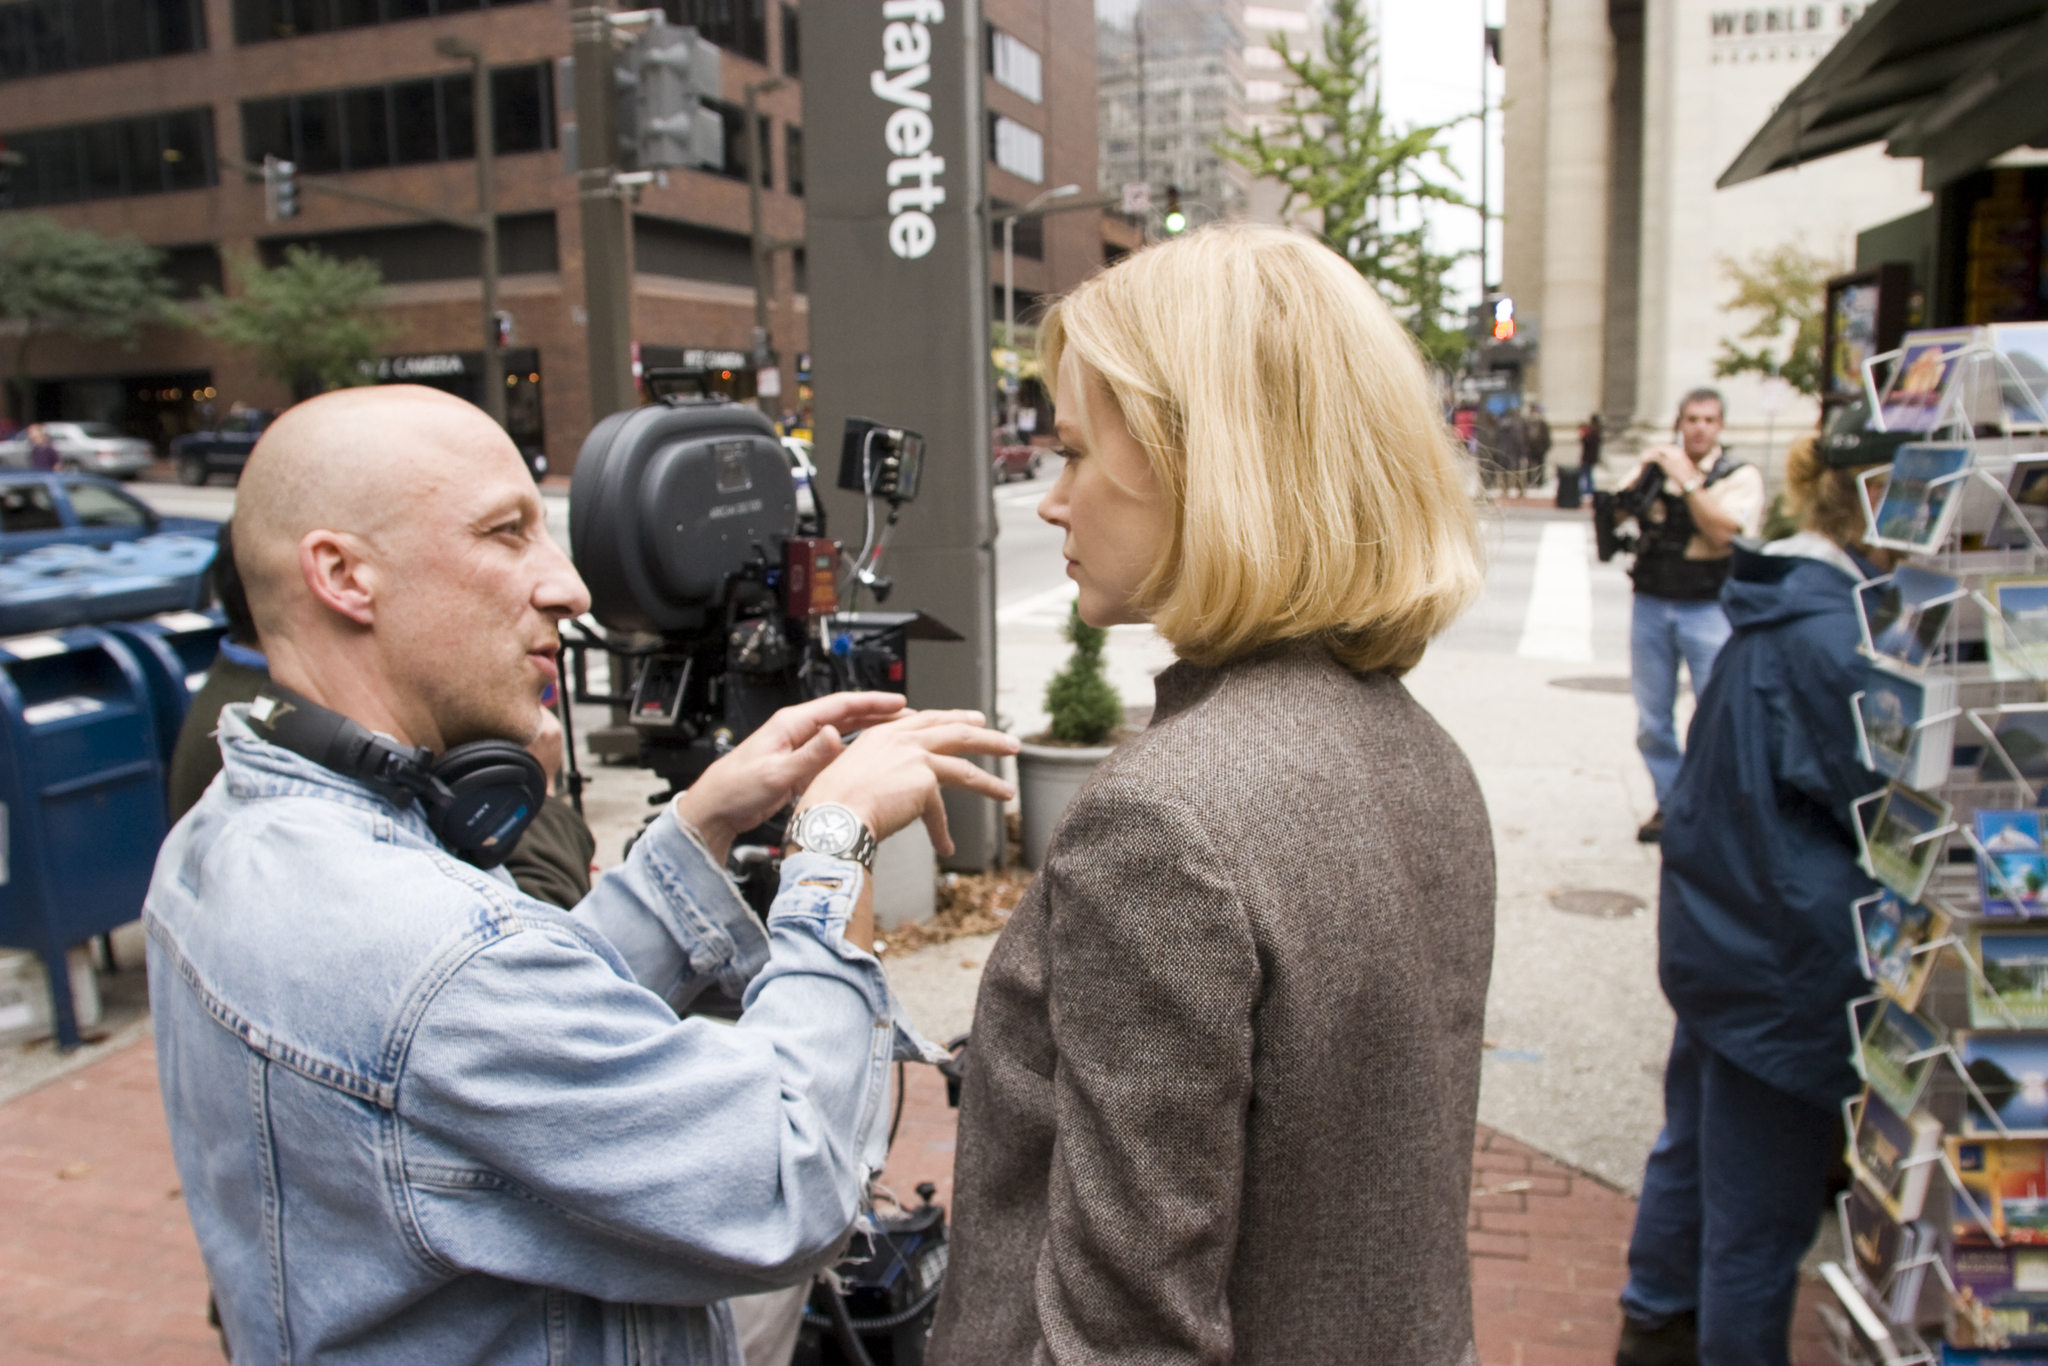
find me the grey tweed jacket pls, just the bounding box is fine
[925,643,1496,1365]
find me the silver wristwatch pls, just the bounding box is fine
[789,802,878,871]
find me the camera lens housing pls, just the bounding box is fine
[570,401,796,633]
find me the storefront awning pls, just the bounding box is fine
[1718,0,2048,190]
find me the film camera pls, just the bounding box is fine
[563,397,959,806]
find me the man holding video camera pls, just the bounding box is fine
[1613,389,1765,843]
[145,385,1017,1365]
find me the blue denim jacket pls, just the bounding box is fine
[146,706,922,1365]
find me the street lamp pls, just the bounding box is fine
[1003,183,1080,353]
[744,76,787,417]
[436,34,505,430]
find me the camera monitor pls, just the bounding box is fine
[838,418,925,503]
[570,401,795,634]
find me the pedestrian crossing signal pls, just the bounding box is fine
[1492,296,1515,341]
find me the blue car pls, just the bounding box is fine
[0,472,218,559]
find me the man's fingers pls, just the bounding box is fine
[763,693,909,745]
[783,724,843,789]
[899,722,1020,760]
[928,754,1017,801]
[861,708,990,736]
[919,787,956,859]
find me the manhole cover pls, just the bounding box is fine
[1549,888,1647,919]
[1549,676,1634,694]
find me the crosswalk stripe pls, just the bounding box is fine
[1516,521,1595,662]
[997,579,1079,624]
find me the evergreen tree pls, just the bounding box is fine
[0,216,175,422]
[1219,0,1471,368]
[196,247,402,399]
[1044,604,1124,746]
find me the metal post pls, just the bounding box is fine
[572,6,637,419]
[746,78,786,417]
[1003,215,1015,351]
[438,37,505,429]
[1477,9,1489,297]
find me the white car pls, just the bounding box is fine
[0,422,158,479]
[782,435,822,534]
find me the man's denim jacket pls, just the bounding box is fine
[145,707,921,1365]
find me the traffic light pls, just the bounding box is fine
[1163,185,1186,235]
[263,154,298,221]
[625,18,723,171]
[1492,296,1515,341]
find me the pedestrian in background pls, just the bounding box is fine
[1617,436,1890,1365]
[25,423,59,471]
[1579,412,1604,492]
[1616,390,1765,842]
[1524,402,1553,491]
[931,225,1495,1365]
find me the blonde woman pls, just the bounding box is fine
[926,225,1496,1364]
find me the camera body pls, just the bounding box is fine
[1592,465,1666,562]
[569,399,939,795]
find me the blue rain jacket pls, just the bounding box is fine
[1657,536,1884,1110]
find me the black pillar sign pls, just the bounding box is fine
[805,0,998,869]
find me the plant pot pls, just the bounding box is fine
[1017,740,1115,871]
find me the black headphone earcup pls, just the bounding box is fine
[425,742,550,871]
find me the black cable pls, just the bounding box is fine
[819,1279,879,1366]
[888,1060,907,1149]
[801,1276,944,1335]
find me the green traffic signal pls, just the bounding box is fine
[1164,210,1187,234]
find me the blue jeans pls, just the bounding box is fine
[1621,1025,1840,1365]
[1631,593,1733,807]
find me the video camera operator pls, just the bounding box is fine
[144,386,1018,1364]
[1606,389,1764,843]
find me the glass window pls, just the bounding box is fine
[988,27,1042,104]
[23,126,81,204]
[70,422,122,437]
[0,7,31,79]
[241,97,291,163]
[26,0,65,71]
[119,114,158,193]
[295,91,342,172]
[160,107,211,190]
[390,78,439,162]
[778,2,795,74]
[80,120,124,196]
[0,483,63,533]
[330,0,377,26]
[66,482,148,529]
[341,84,389,169]
[989,114,1043,184]
[72,0,111,66]
[784,123,801,197]
[665,0,764,62]
[491,62,548,155]
[441,72,475,160]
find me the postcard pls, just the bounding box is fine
[1863,782,1953,903]
[1869,443,1973,551]
[1973,929,2048,1029]
[1953,1137,2048,1245]
[1986,460,2048,550]
[1852,1088,1943,1222]
[1991,321,2048,429]
[1879,328,1974,434]
[1975,810,2048,916]
[1859,892,1947,1010]
[1947,1244,2048,1351]
[1845,1182,1903,1296]
[1992,578,2048,682]
[1858,567,1960,671]
[1861,999,1943,1116]
[1857,668,1955,790]
[1817,1261,1927,1365]
[1976,707,2048,802]
[1960,1032,2048,1136]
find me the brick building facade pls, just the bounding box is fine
[0,0,1100,473]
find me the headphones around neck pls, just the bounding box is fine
[247,684,547,870]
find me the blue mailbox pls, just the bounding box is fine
[0,627,167,1048]
[104,610,229,768]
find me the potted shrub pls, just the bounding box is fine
[1017,605,1126,869]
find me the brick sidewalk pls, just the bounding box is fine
[1,1035,1833,1364]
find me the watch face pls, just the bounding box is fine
[802,805,861,856]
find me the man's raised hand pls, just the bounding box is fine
[792,709,1019,858]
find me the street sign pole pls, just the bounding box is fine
[804,0,999,869]
[572,5,637,418]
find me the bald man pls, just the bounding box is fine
[143,386,1017,1365]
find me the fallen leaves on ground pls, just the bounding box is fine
[881,869,1035,956]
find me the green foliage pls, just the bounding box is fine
[1044,604,1124,746]
[196,247,401,399]
[0,216,176,419]
[1218,0,1471,368]
[1712,244,1843,398]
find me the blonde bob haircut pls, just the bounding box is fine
[1040,223,1484,675]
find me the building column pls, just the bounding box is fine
[1538,0,1613,435]
[1500,0,1550,400]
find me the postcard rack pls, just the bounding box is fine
[1830,337,2048,1360]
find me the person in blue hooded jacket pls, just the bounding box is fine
[1616,436,1894,1366]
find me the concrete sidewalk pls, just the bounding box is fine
[0,1033,1836,1365]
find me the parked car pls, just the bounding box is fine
[782,435,823,535]
[170,409,273,485]
[0,421,157,479]
[992,425,1041,483]
[0,472,219,559]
